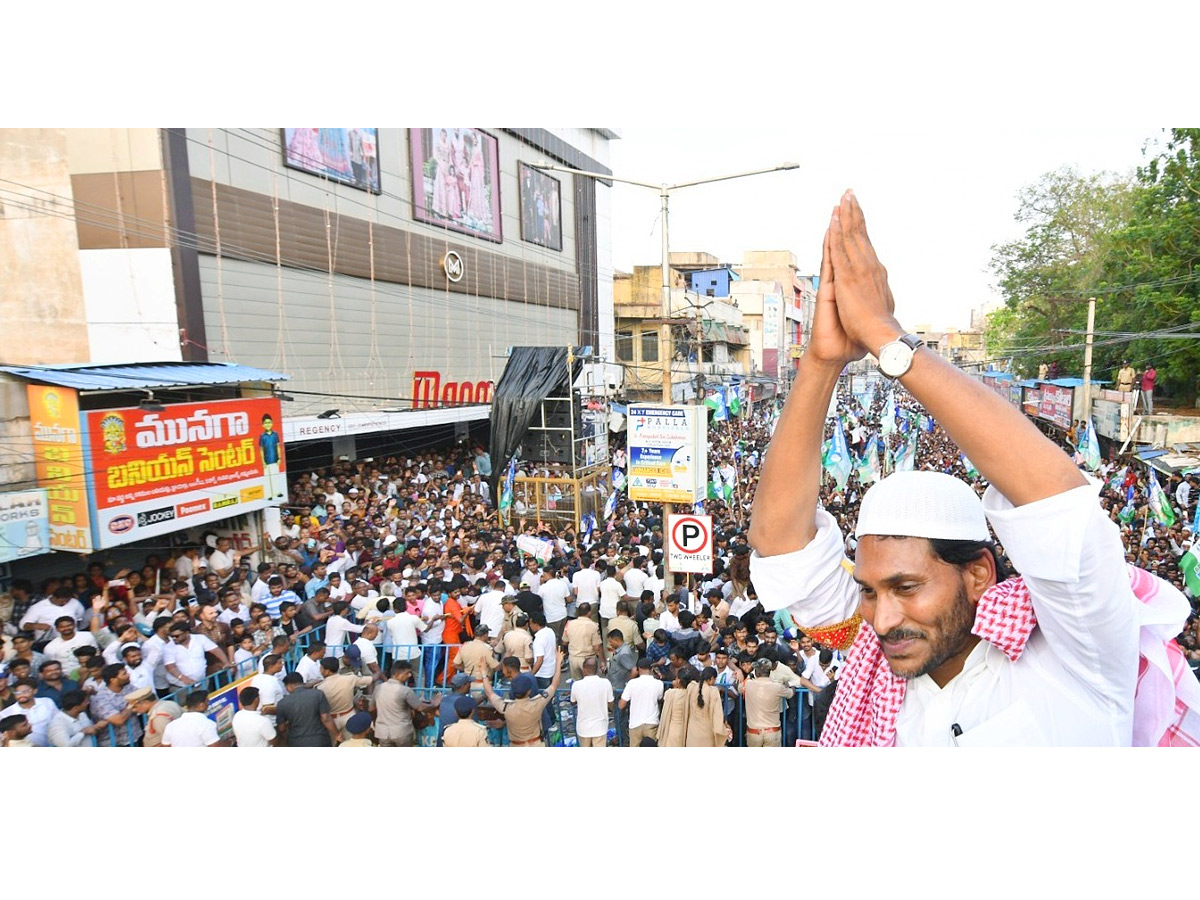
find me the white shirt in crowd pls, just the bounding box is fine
[217,604,250,626]
[623,567,648,600]
[250,671,285,726]
[385,612,427,661]
[353,635,379,673]
[538,577,571,624]
[44,632,99,674]
[126,663,155,693]
[208,548,236,580]
[571,567,602,604]
[325,614,364,658]
[570,674,614,739]
[751,480,1141,747]
[295,654,324,684]
[598,576,624,620]
[163,633,218,686]
[232,708,276,747]
[141,634,170,691]
[162,711,221,747]
[20,598,86,636]
[421,596,445,644]
[621,674,665,728]
[48,709,95,747]
[532,627,557,679]
[472,589,506,636]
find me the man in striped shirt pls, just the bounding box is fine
[262,576,301,621]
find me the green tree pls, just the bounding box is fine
[1100,129,1200,406]
[988,166,1137,378]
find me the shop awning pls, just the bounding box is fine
[0,361,289,391]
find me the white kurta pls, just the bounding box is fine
[750,480,1139,746]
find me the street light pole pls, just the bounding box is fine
[532,161,799,406]
[533,159,798,562]
[661,186,672,405]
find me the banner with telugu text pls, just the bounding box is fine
[83,397,287,548]
[27,385,93,553]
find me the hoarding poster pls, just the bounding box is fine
[282,128,380,193]
[0,490,51,564]
[27,385,93,553]
[1038,384,1074,430]
[627,405,707,504]
[410,128,502,242]
[206,673,257,740]
[83,397,287,549]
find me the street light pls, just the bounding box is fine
[532,160,799,405]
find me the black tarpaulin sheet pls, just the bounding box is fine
[488,346,582,497]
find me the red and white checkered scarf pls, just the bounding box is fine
[819,566,1200,747]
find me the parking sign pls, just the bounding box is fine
[666,513,713,574]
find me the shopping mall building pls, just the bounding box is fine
[0,127,616,577]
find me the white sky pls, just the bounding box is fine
[608,127,1163,332]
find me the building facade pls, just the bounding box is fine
[1,127,616,469]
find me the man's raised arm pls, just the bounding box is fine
[827,190,1085,507]
[749,227,865,557]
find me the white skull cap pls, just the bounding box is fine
[855,471,989,542]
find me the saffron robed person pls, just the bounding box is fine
[748,190,1200,747]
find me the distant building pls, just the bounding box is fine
[613,257,751,403]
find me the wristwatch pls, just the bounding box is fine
[877,333,925,379]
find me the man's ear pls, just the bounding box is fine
[962,551,997,605]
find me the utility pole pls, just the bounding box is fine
[1082,295,1096,425]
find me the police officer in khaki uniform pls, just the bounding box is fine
[480,648,563,746]
[500,614,534,671]
[456,625,499,683]
[741,660,794,747]
[316,657,374,738]
[442,696,489,747]
[564,603,604,681]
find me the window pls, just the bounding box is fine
[641,330,659,363]
[616,330,634,362]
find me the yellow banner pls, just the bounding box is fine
[27,385,93,552]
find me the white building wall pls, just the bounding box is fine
[79,248,182,363]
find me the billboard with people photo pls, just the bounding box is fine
[519,161,562,251]
[282,128,380,193]
[410,128,502,242]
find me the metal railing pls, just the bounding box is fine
[77,626,824,747]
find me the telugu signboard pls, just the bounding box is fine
[27,385,94,553]
[0,490,51,564]
[83,397,287,548]
[1022,387,1041,418]
[1038,384,1074,430]
[666,513,713,574]
[627,405,707,504]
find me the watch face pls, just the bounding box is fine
[879,342,913,377]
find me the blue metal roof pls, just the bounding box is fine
[0,361,289,391]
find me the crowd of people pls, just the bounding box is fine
[2,369,1197,747]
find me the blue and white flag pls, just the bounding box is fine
[602,489,619,520]
[1080,418,1101,471]
[821,419,853,490]
[705,389,728,422]
[580,513,596,543]
[880,391,897,436]
[499,455,517,510]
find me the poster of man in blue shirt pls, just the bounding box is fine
[259,413,285,500]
